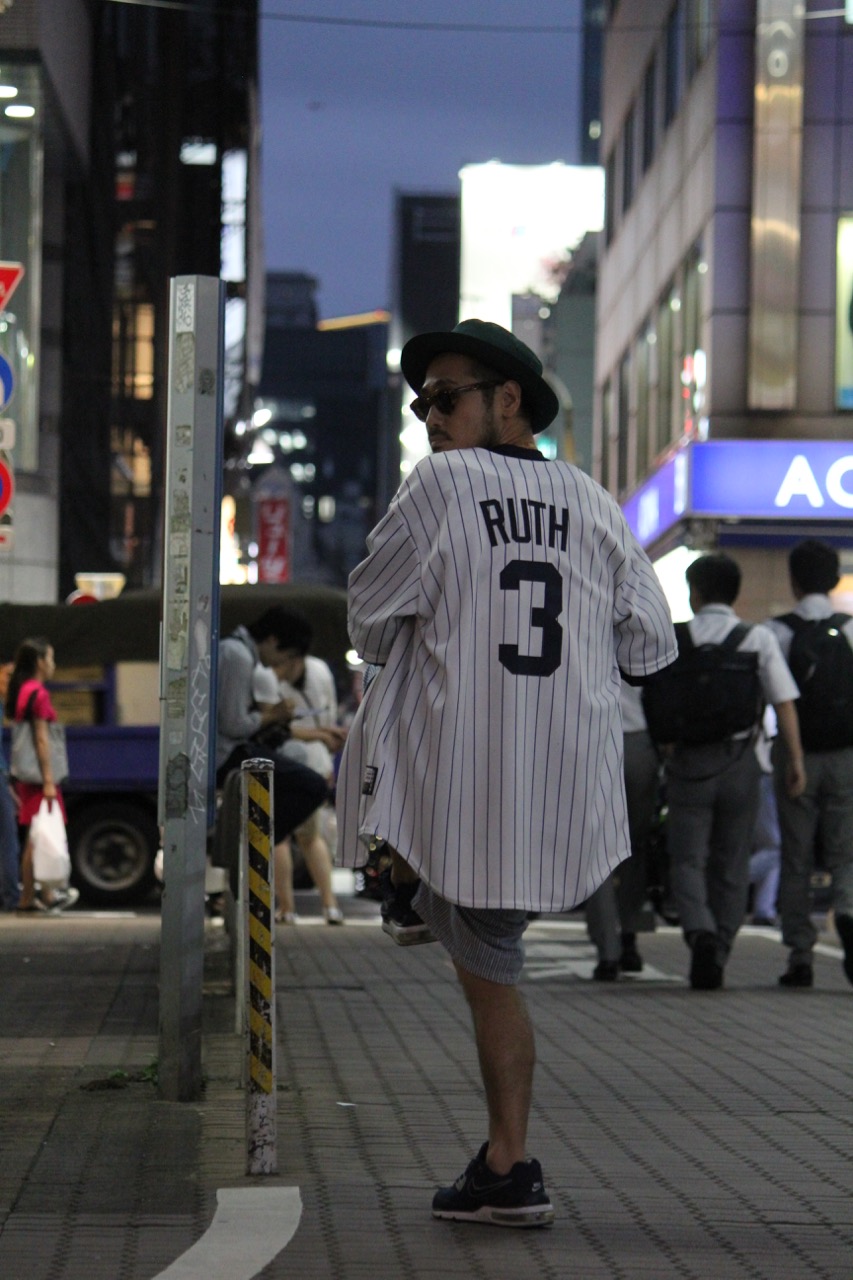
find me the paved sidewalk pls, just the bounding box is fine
[1,896,852,1279]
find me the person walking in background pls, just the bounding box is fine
[585,682,660,979]
[765,539,853,988]
[337,319,676,1227]
[6,638,78,914]
[252,607,347,925]
[749,707,782,927]
[645,554,805,991]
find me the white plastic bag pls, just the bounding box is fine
[30,797,72,887]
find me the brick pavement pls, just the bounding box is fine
[1,900,852,1279]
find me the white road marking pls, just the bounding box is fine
[152,1186,302,1279]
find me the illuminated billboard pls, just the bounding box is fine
[459,162,604,329]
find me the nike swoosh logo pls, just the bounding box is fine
[470,1177,513,1196]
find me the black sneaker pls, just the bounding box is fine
[689,931,723,990]
[432,1142,554,1227]
[592,959,619,981]
[779,962,813,988]
[379,873,434,946]
[620,933,644,973]
[835,914,853,986]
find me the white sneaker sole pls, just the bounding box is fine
[380,918,435,946]
[432,1202,554,1227]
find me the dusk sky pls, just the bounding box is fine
[260,1,586,320]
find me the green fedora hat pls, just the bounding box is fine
[400,318,560,433]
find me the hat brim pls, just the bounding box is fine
[400,330,560,433]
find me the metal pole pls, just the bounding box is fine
[242,757,278,1175]
[158,275,225,1102]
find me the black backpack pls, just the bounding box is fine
[642,622,762,748]
[777,612,853,752]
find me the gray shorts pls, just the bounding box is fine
[412,883,529,985]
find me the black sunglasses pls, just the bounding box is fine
[409,381,502,422]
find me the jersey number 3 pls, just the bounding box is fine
[498,560,563,677]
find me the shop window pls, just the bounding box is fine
[617,352,631,494]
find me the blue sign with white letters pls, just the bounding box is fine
[623,440,853,548]
[691,440,853,518]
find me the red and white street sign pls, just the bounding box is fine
[257,496,291,583]
[0,458,13,517]
[0,262,24,311]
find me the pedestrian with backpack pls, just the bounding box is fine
[643,554,805,990]
[766,539,853,989]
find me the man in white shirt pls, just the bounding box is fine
[765,539,853,988]
[661,554,805,991]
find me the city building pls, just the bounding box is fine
[238,274,392,588]
[596,1,853,617]
[0,0,259,601]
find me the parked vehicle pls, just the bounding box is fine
[0,584,349,904]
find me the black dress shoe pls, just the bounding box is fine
[614,942,640,967]
[689,931,723,990]
[779,963,813,988]
[593,960,619,981]
[835,914,853,986]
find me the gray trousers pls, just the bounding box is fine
[586,730,660,962]
[773,741,853,966]
[666,740,761,962]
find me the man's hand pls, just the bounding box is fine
[290,724,348,752]
[261,697,295,727]
[785,756,807,799]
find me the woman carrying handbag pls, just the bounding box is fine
[6,637,78,914]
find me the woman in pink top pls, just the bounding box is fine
[5,637,77,913]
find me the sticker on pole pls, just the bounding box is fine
[0,262,24,312]
[0,353,13,411]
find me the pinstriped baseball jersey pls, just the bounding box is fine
[336,445,677,912]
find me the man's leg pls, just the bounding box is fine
[773,743,820,969]
[274,838,295,920]
[454,962,533,1172]
[706,749,760,960]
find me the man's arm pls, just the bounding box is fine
[348,496,421,664]
[774,699,807,798]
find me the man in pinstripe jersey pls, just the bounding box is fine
[336,319,677,1226]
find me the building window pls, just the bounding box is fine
[600,377,614,491]
[642,57,657,173]
[664,1,684,127]
[112,302,155,401]
[617,351,632,494]
[604,148,616,246]
[656,288,676,453]
[637,323,654,477]
[686,0,713,82]
[622,106,635,214]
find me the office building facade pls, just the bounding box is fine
[597,1,853,615]
[0,0,259,601]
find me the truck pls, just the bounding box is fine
[0,583,350,904]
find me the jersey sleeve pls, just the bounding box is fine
[612,534,678,679]
[347,479,424,664]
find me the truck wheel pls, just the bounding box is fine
[68,802,158,905]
